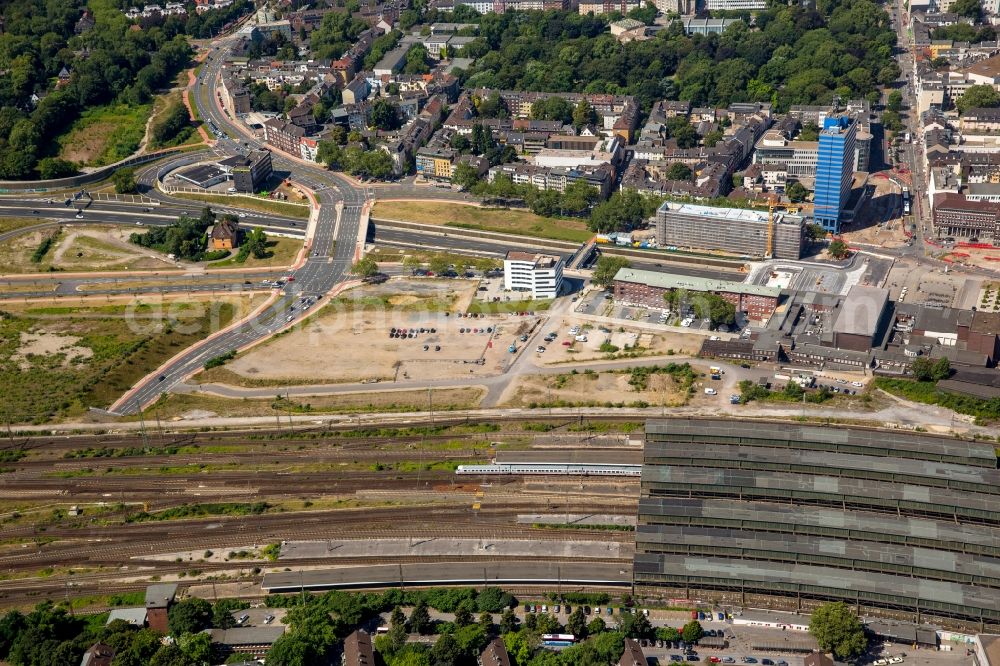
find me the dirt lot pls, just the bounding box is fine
[215,280,542,384]
[936,246,1000,272]
[840,174,911,249]
[0,225,176,274]
[501,367,693,408]
[531,315,704,367]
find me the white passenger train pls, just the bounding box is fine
[456,463,642,477]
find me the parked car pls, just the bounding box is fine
[705,388,718,395]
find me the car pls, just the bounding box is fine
[562,340,572,346]
[536,346,546,353]
[723,659,735,664]
[435,345,441,351]
[851,381,864,387]
[687,656,700,661]
[873,660,888,665]
[541,605,548,612]
[157,375,166,382]
[237,614,250,625]
[520,334,529,342]
[888,658,904,664]
[584,606,591,615]
[704,388,718,395]
[776,661,788,666]
[286,315,293,322]
[671,657,684,662]
[263,615,275,624]
[575,335,588,342]
[710,658,721,663]
[743,659,757,664]
[75,212,84,218]
[729,394,741,404]
[762,660,775,665]
[606,607,613,616]
[836,378,848,384]
[595,607,601,615]
[553,605,560,613]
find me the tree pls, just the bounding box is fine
[692,293,737,328]
[786,181,808,203]
[151,102,191,147]
[499,608,519,635]
[567,606,588,638]
[656,626,680,642]
[387,607,408,653]
[371,98,400,130]
[561,180,599,215]
[38,157,75,179]
[828,238,850,259]
[665,162,692,181]
[212,599,248,630]
[951,0,982,18]
[113,168,138,194]
[912,356,950,381]
[587,617,607,635]
[886,89,903,113]
[703,129,724,147]
[573,99,597,129]
[478,612,494,634]
[681,620,704,643]
[350,256,379,279]
[592,255,631,288]
[431,633,462,666]
[806,223,827,241]
[956,84,1000,114]
[409,600,432,635]
[167,598,211,637]
[450,134,471,153]
[404,44,432,74]
[536,613,561,635]
[178,632,212,665]
[454,603,473,628]
[245,227,268,259]
[589,191,648,233]
[429,255,451,276]
[809,602,868,660]
[451,162,480,191]
[523,613,537,631]
[618,611,653,639]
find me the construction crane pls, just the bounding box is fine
[766,192,778,259]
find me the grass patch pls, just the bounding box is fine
[207,238,301,269]
[0,218,48,235]
[125,502,271,523]
[171,192,310,219]
[532,523,635,531]
[145,387,486,420]
[365,247,501,271]
[0,299,252,424]
[875,377,1000,424]
[467,299,552,314]
[57,103,151,166]
[372,201,592,243]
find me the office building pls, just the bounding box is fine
[813,116,857,232]
[933,193,1000,243]
[702,0,766,9]
[503,251,564,299]
[636,419,1000,630]
[220,149,273,193]
[655,201,806,260]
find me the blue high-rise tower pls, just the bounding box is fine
[813,116,856,233]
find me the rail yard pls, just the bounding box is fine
[0,416,642,612]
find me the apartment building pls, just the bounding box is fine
[612,268,782,321]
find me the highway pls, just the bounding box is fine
[107,38,366,415]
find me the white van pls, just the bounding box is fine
[704,388,718,395]
[575,334,588,342]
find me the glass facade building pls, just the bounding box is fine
[813,116,856,233]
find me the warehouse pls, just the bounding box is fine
[655,201,806,259]
[636,418,1000,631]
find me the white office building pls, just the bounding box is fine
[503,251,565,299]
